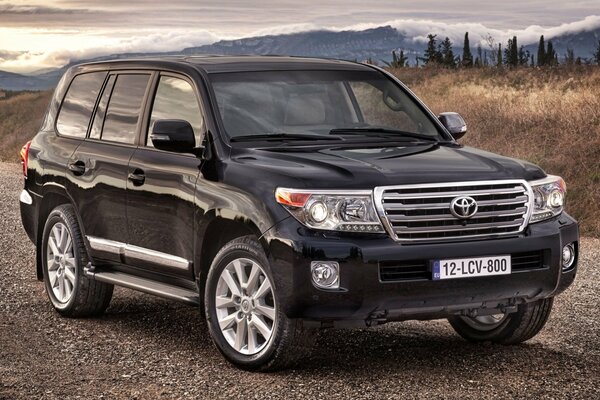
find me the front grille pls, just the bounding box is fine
[375,180,532,243]
[379,250,547,282]
[511,250,546,271]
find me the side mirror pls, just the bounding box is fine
[438,112,467,140]
[150,119,198,155]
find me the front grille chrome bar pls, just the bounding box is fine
[373,180,534,243]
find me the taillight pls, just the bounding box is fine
[20,141,31,178]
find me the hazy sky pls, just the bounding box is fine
[1,0,599,72]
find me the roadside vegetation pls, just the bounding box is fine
[0,64,598,236]
[0,90,51,162]
[394,66,600,237]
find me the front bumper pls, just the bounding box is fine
[265,213,579,325]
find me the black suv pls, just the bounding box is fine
[20,56,578,371]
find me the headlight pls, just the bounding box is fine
[275,188,384,232]
[528,175,566,223]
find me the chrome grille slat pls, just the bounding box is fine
[387,208,527,222]
[374,180,533,243]
[382,187,525,200]
[393,220,524,233]
[383,195,528,210]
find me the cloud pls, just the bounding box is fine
[0,29,219,72]
[253,15,600,47]
[0,3,86,15]
[0,49,24,61]
[1,13,599,73]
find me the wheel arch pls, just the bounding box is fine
[194,209,272,296]
[35,184,84,280]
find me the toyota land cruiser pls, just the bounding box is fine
[19,56,579,371]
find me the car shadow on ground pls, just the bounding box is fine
[95,291,584,379]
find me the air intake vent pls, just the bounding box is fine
[379,260,429,282]
[379,250,546,282]
[511,250,545,271]
[375,180,532,243]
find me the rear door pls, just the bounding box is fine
[68,72,152,262]
[125,73,205,277]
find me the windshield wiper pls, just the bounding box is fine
[230,133,341,142]
[329,128,443,142]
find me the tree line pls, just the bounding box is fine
[381,33,600,68]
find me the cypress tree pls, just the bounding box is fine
[497,44,502,67]
[462,32,473,67]
[518,46,529,66]
[594,40,600,65]
[504,38,512,65]
[537,35,546,66]
[546,41,557,66]
[422,34,441,65]
[440,37,456,68]
[510,36,519,67]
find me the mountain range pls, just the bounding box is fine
[2,24,599,91]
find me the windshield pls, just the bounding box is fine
[208,70,445,142]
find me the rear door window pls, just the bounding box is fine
[101,74,151,144]
[56,71,107,138]
[89,75,116,140]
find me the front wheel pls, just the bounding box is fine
[205,236,315,371]
[448,297,554,344]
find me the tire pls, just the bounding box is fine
[448,297,554,344]
[204,236,316,371]
[41,204,113,317]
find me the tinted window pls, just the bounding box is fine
[147,76,204,147]
[56,72,107,137]
[89,75,116,140]
[210,70,442,139]
[101,74,150,144]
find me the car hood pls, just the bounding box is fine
[225,143,546,189]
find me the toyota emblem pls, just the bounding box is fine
[450,196,478,219]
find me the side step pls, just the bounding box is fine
[84,266,201,306]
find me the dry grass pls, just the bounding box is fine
[392,66,600,236]
[0,91,52,162]
[0,67,598,235]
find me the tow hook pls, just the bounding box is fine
[366,310,388,326]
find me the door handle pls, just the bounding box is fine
[128,169,145,186]
[67,160,86,176]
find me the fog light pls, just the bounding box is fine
[562,243,576,271]
[311,261,339,289]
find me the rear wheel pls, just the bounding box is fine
[41,204,113,317]
[205,236,316,371]
[448,298,554,344]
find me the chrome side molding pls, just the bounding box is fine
[87,236,190,271]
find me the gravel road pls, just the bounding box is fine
[0,161,598,399]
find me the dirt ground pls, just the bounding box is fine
[1,161,599,399]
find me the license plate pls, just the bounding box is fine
[432,255,511,280]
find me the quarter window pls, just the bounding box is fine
[148,76,205,147]
[56,72,107,137]
[101,74,151,144]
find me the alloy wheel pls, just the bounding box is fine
[46,222,76,303]
[214,258,277,355]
